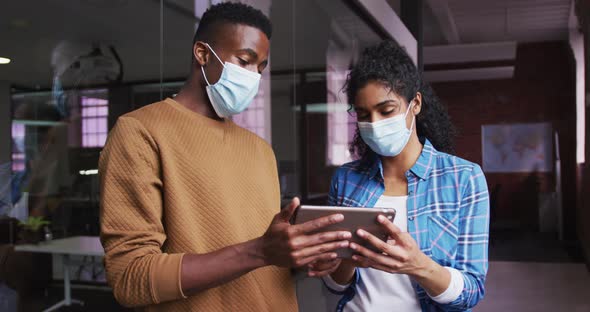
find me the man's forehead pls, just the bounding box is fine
[213,23,269,53]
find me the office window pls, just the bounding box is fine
[11,123,26,172]
[326,103,356,166]
[81,96,108,148]
[233,86,269,141]
[326,42,355,166]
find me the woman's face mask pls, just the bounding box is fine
[358,100,415,157]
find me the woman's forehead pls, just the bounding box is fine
[354,82,404,108]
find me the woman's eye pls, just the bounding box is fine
[382,110,395,115]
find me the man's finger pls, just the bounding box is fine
[292,230,351,248]
[294,252,337,268]
[308,265,340,277]
[291,241,349,259]
[292,213,344,235]
[279,197,300,222]
[308,258,341,272]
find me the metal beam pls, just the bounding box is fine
[423,42,517,65]
[402,0,424,71]
[351,0,418,65]
[423,66,514,82]
[425,0,460,44]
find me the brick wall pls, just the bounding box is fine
[432,41,578,237]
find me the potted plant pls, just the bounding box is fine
[1,189,30,244]
[18,216,50,244]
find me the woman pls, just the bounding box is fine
[315,40,489,311]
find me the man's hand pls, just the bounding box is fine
[307,258,341,277]
[258,197,351,268]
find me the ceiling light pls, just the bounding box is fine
[79,169,98,175]
[0,57,11,64]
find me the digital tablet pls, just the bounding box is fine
[291,205,396,258]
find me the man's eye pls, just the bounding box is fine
[237,58,248,65]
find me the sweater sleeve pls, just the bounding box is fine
[99,116,186,307]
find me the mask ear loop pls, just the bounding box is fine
[406,99,416,131]
[200,43,225,86]
[200,67,211,86]
[204,43,225,66]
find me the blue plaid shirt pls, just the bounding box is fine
[327,139,489,312]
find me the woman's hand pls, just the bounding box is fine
[350,215,450,296]
[349,215,429,275]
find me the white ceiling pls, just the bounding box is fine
[1,0,382,89]
[424,0,572,45]
[0,0,575,89]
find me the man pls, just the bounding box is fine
[99,2,349,311]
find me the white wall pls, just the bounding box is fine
[0,82,9,165]
[569,8,585,164]
[0,81,11,213]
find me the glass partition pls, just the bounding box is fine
[0,0,385,309]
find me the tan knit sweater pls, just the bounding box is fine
[99,98,298,311]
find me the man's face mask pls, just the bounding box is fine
[200,43,261,118]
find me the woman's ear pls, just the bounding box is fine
[193,41,209,66]
[413,91,423,116]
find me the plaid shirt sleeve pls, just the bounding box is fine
[433,164,489,311]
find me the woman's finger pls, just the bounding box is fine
[356,229,393,254]
[376,215,404,243]
[350,255,372,268]
[349,241,395,267]
[355,229,411,263]
[352,255,399,274]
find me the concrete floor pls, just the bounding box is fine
[6,260,590,311]
[296,260,590,312]
[474,261,590,312]
[4,231,588,311]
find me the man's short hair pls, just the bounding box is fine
[193,2,272,46]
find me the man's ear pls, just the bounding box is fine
[193,41,209,66]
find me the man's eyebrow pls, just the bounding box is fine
[237,48,258,59]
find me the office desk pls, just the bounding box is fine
[15,236,104,312]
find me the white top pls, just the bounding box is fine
[14,236,104,256]
[322,195,464,311]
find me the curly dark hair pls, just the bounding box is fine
[345,40,456,160]
[193,2,272,46]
